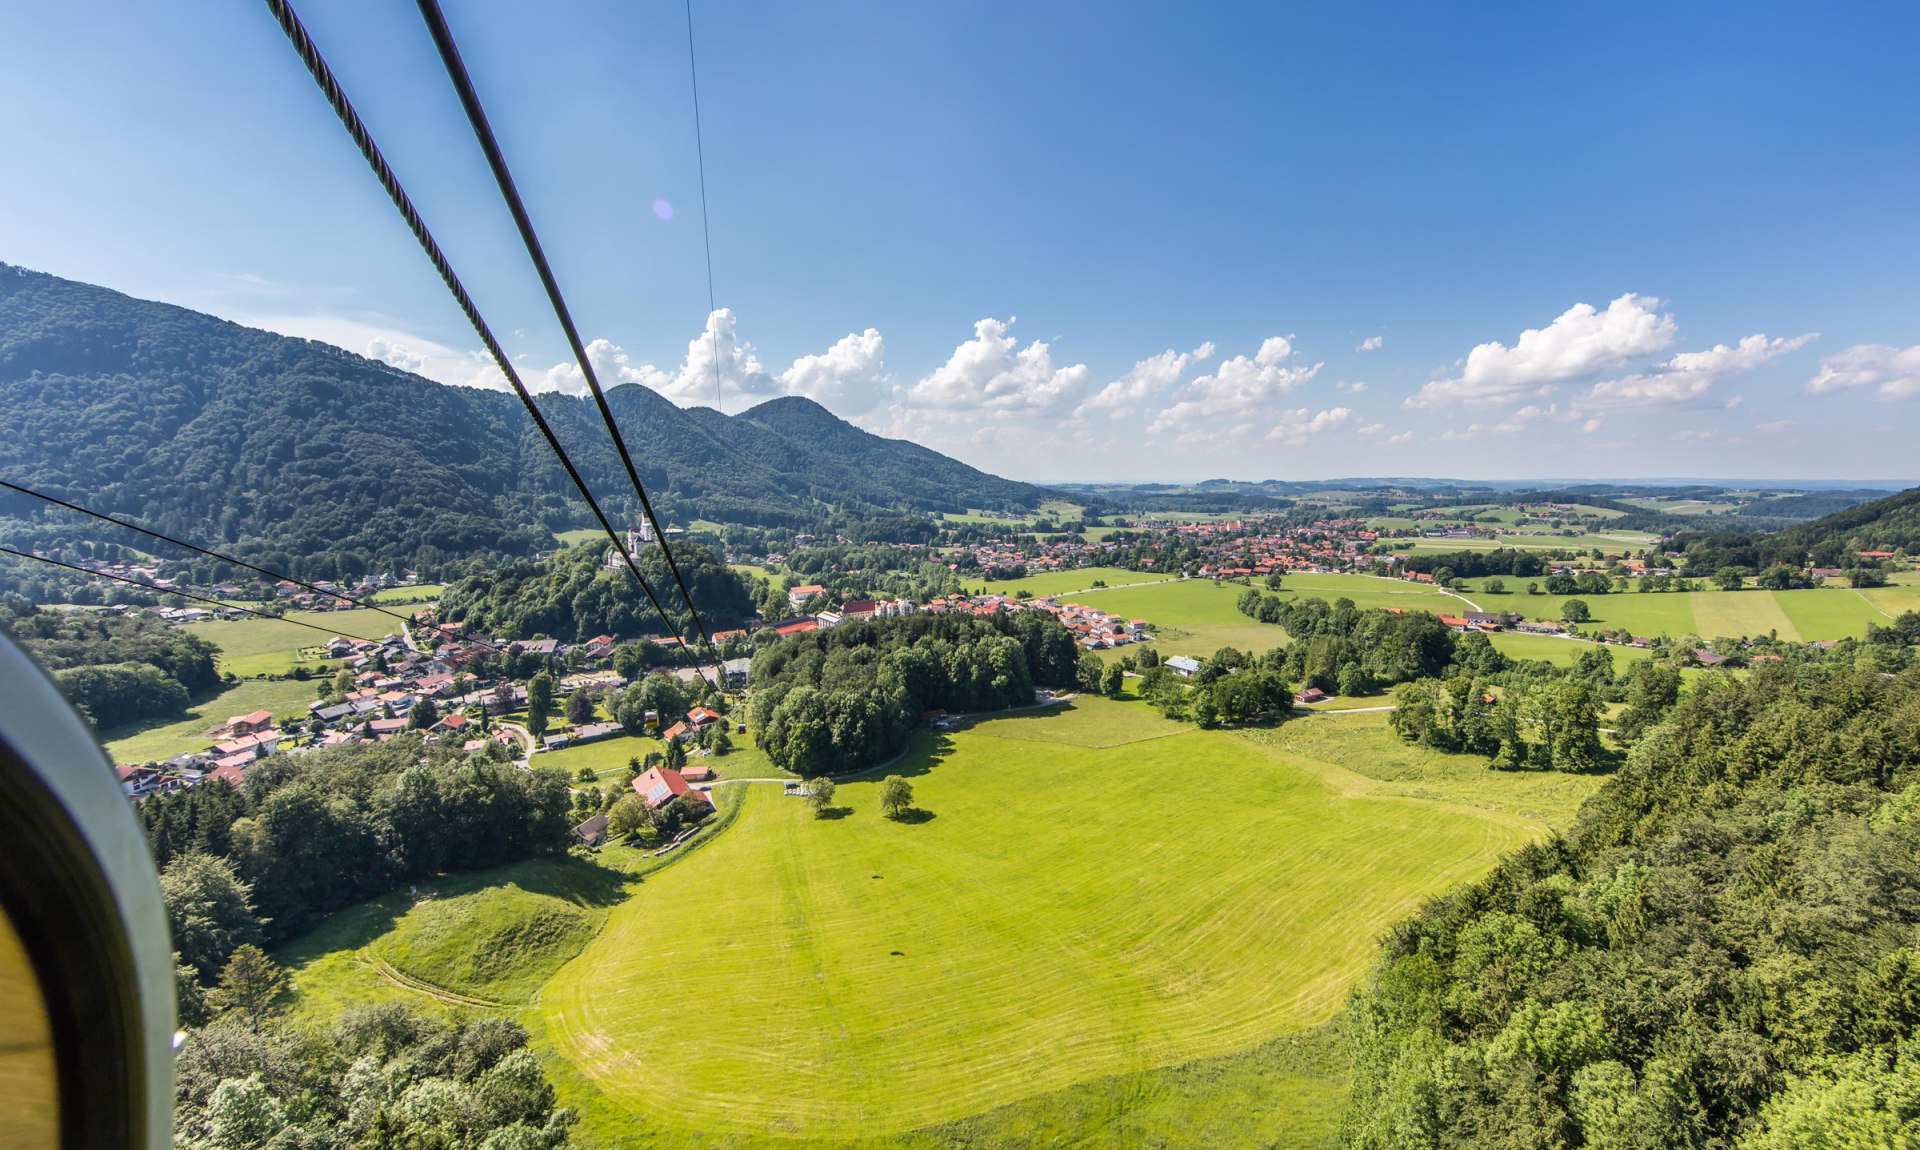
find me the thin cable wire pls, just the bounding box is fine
[413,0,721,666]
[0,476,533,660]
[0,546,411,655]
[684,0,723,416]
[5,478,437,635]
[263,0,706,675]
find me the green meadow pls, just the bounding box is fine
[540,699,1581,1142]
[1463,580,1920,642]
[977,564,1178,597]
[367,583,444,603]
[181,607,398,677]
[103,676,318,763]
[277,697,1596,1146]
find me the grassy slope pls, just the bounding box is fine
[535,732,794,783]
[181,607,397,677]
[102,676,318,763]
[977,565,1178,597]
[538,697,1590,1143]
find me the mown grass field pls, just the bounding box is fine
[1401,528,1659,554]
[367,583,444,603]
[1060,578,1282,659]
[532,730,793,783]
[977,565,1178,598]
[537,697,1588,1142]
[103,676,318,763]
[181,607,397,677]
[1459,580,1920,642]
[1488,631,1654,669]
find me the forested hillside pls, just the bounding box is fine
[435,538,757,644]
[1678,484,1920,572]
[0,264,1052,578]
[1346,658,1920,1148]
[0,600,219,724]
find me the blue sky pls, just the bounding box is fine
[3,2,1918,482]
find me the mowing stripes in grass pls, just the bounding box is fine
[539,700,1558,1140]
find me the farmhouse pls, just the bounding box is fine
[632,766,712,810]
[1166,655,1202,677]
[572,813,610,846]
[221,709,275,736]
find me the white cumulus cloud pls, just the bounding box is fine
[908,317,1091,414]
[778,328,890,412]
[1078,342,1215,416]
[1264,406,1353,445]
[1408,293,1677,408]
[1807,343,1920,400]
[1581,332,1817,410]
[1357,335,1384,352]
[1148,336,1322,433]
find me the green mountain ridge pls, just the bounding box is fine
[0,263,1051,575]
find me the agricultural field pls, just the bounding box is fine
[1488,631,1654,669]
[531,730,791,784]
[538,698,1589,1143]
[102,676,318,764]
[180,607,398,677]
[977,565,1177,598]
[367,583,444,603]
[1060,578,1283,659]
[1401,528,1659,554]
[1462,580,1920,643]
[277,698,1598,1146]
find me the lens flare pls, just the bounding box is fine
[652,198,674,221]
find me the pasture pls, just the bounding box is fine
[181,607,397,677]
[1059,578,1283,659]
[537,697,1586,1142]
[1463,581,1920,643]
[532,730,792,783]
[977,565,1177,597]
[103,676,318,763]
[1488,631,1654,669]
[367,583,443,603]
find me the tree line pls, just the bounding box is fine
[746,612,1080,776]
[1345,652,1920,1147]
[2,600,221,725]
[144,737,574,950]
[437,538,758,645]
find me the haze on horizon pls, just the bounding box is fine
[2,2,1916,483]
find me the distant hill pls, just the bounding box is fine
[1676,483,1920,570]
[0,264,1051,576]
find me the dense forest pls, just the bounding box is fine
[173,1003,577,1148]
[747,612,1081,776]
[0,600,220,723]
[435,539,758,644]
[0,263,1052,581]
[1678,485,1920,572]
[1346,656,1920,1147]
[143,737,574,945]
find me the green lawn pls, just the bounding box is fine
[368,583,444,603]
[538,698,1584,1142]
[1278,572,1466,614]
[1489,631,1653,669]
[533,730,792,783]
[1060,578,1284,660]
[551,528,604,547]
[102,677,319,763]
[977,565,1178,597]
[181,607,398,677]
